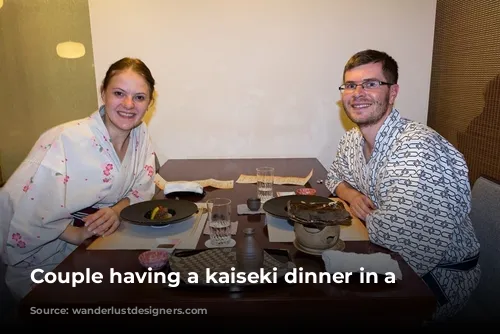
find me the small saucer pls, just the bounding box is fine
[205,238,236,248]
[293,239,345,256]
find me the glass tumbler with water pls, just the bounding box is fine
[256,167,274,203]
[207,198,232,246]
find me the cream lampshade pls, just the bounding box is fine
[56,41,85,59]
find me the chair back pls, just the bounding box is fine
[0,189,16,320]
[0,190,13,260]
[465,176,500,320]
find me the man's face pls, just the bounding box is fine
[341,62,399,127]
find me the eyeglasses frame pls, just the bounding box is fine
[338,80,394,92]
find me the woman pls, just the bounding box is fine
[2,57,157,299]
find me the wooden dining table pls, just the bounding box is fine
[16,158,436,327]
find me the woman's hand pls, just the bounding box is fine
[60,224,96,245]
[83,207,121,237]
[81,226,95,240]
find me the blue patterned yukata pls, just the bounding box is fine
[325,108,481,321]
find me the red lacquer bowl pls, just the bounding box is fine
[138,249,169,270]
[295,188,317,196]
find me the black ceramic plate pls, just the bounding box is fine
[120,199,198,226]
[262,195,332,219]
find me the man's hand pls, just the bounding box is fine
[83,207,120,237]
[334,181,376,221]
[348,192,376,221]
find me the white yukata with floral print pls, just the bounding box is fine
[325,108,481,321]
[2,106,157,299]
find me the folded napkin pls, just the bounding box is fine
[163,182,203,195]
[322,250,403,280]
[237,204,265,215]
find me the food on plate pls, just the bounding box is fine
[150,205,172,220]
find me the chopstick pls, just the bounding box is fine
[190,207,207,236]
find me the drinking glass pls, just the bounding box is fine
[206,198,232,246]
[256,167,274,203]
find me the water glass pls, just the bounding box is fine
[256,167,274,203]
[207,198,232,246]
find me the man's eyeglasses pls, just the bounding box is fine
[338,80,393,92]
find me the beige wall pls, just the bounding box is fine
[89,0,437,169]
[1,0,437,181]
[0,0,97,181]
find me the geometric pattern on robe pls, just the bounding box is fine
[325,108,481,321]
[2,106,157,299]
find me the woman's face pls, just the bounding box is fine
[101,69,151,134]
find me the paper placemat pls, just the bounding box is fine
[87,203,208,250]
[266,198,369,243]
[266,214,295,243]
[203,221,238,235]
[237,204,265,215]
[154,174,234,190]
[236,169,313,186]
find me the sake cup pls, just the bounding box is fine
[247,197,261,211]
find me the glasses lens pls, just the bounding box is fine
[363,80,380,89]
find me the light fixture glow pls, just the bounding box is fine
[0,0,3,9]
[56,41,85,59]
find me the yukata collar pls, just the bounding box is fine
[363,108,403,158]
[88,105,114,141]
[373,108,402,145]
[93,105,106,125]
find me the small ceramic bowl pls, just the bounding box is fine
[295,188,317,196]
[138,249,169,270]
[247,197,261,211]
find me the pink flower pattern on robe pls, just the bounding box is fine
[11,233,26,248]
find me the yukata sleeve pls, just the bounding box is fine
[126,127,157,206]
[365,133,470,277]
[325,132,358,196]
[5,131,74,265]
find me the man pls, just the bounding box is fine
[325,49,480,321]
